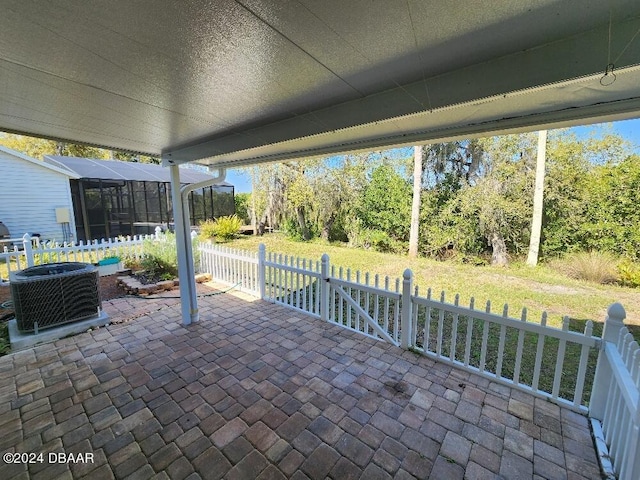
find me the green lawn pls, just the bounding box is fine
[221,233,640,337]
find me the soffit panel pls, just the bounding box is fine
[0,0,639,164]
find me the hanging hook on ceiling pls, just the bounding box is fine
[600,63,617,86]
[600,2,616,86]
[599,0,640,87]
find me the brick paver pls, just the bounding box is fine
[0,284,603,478]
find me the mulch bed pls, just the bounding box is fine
[99,274,125,301]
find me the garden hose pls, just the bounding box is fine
[123,281,242,300]
[107,282,243,325]
[0,300,13,309]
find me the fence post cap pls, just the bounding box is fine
[607,302,626,322]
[22,233,31,240]
[403,268,412,280]
[321,253,329,262]
[258,243,266,252]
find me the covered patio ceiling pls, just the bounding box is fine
[1,0,639,168]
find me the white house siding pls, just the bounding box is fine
[0,148,77,244]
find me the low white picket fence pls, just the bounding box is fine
[198,241,639,479]
[0,233,152,282]
[589,304,640,480]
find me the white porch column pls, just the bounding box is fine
[169,164,199,326]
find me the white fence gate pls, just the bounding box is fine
[197,241,638,479]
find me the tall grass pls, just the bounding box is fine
[552,251,619,284]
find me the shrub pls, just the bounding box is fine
[349,227,395,252]
[234,193,251,224]
[553,251,619,284]
[365,229,393,252]
[134,232,201,281]
[200,215,243,241]
[140,256,176,281]
[121,253,142,271]
[282,218,302,241]
[199,219,217,239]
[281,218,318,241]
[617,259,640,288]
[140,233,179,280]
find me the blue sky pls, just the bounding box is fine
[227,118,640,193]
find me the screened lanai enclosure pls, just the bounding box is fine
[46,156,234,242]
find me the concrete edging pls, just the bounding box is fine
[7,311,110,351]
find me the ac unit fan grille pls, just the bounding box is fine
[11,263,101,333]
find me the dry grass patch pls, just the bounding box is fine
[551,251,619,285]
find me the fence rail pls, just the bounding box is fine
[1,233,150,282]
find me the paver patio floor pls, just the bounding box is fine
[0,285,602,479]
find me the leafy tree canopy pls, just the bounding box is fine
[0,133,158,163]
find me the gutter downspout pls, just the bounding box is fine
[168,162,226,326]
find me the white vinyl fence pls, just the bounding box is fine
[589,304,640,480]
[263,250,323,318]
[199,241,637,478]
[0,233,151,282]
[198,242,260,295]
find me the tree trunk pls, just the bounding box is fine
[251,211,257,234]
[258,214,267,235]
[526,130,547,266]
[251,177,258,235]
[296,206,311,240]
[489,231,508,266]
[321,213,336,241]
[408,146,423,258]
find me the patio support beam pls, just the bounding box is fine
[169,164,194,326]
[168,162,228,326]
[168,158,229,326]
[179,167,227,326]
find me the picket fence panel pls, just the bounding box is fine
[263,251,322,317]
[198,242,260,295]
[409,286,599,413]
[1,233,150,282]
[589,304,640,480]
